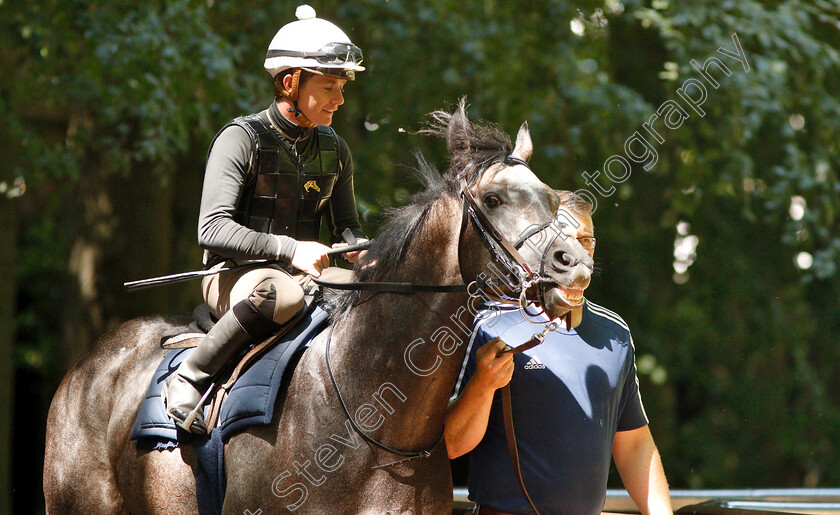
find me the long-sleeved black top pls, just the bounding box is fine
[197,102,365,265]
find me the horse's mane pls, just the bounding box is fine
[330,100,512,317]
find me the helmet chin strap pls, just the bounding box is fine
[275,69,318,128]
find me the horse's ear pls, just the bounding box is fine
[512,121,533,163]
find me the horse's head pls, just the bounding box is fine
[442,101,594,317]
[335,100,594,320]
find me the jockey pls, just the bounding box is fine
[165,5,368,434]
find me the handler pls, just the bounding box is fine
[165,5,368,435]
[445,195,672,515]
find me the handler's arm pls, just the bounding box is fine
[613,425,673,515]
[444,337,513,459]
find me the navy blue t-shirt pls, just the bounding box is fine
[451,300,648,515]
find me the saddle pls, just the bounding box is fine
[157,303,217,349]
[131,296,329,445]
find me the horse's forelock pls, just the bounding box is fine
[421,99,513,186]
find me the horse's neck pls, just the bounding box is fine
[331,197,471,446]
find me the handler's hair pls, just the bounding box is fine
[558,190,594,220]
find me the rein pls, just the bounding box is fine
[324,323,443,469]
[314,156,553,302]
[310,277,467,293]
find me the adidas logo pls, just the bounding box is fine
[523,356,545,370]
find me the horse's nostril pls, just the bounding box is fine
[554,250,574,267]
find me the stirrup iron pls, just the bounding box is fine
[177,381,216,433]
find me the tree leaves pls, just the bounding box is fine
[4,0,840,504]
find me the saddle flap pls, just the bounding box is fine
[216,304,329,438]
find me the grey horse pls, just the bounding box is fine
[44,101,593,514]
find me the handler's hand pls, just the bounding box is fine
[292,241,331,277]
[472,337,514,391]
[332,239,368,264]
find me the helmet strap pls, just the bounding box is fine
[291,101,318,128]
[276,69,318,128]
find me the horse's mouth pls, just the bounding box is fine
[556,285,585,306]
[538,282,587,313]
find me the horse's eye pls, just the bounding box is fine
[484,194,502,209]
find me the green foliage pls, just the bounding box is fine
[635,0,840,280]
[4,0,254,183]
[4,0,840,507]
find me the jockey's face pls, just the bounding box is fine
[295,73,346,127]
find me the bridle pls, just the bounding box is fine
[314,155,558,305]
[458,156,570,324]
[317,154,565,469]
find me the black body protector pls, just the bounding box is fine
[216,114,340,242]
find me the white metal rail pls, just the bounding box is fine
[453,487,840,514]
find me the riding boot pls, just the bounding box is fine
[165,285,284,435]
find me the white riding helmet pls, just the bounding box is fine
[264,5,365,81]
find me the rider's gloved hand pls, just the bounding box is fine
[291,241,331,277]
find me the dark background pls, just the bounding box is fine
[2,1,840,512]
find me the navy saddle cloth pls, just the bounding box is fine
[131,303,330,445]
